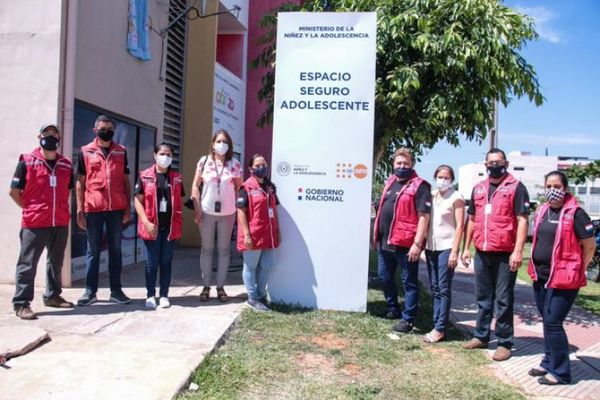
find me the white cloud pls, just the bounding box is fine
[502,132,600,146]
[516,6,563,44]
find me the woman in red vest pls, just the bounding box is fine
[528,171,596,385]
[134,143,184,309]
[236,154,280,311]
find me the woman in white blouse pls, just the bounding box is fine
[424,165,465,342]
[191,130,242,302]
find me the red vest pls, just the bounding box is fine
[528,194,587,290]
[81,139,129,213]
[236,176,280,251]
[137,166,183,241]
[472,173,520,252]
[20,148,72,228]
[373,172,425,248]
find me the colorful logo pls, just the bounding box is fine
[353,164,368,179]
[215,88,235,111]
[336,162,368,179]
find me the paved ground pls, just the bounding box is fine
[0,247,246,400]
[418,263,600,400]
[2,248,599,400]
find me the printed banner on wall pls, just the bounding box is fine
[270,12,377,312]
[213,63,244,156]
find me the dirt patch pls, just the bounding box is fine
[293,352,336,375]
[309,333,349,350]
[341,363,362,376]
[425,345,455,361]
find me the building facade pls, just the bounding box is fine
[0,0,267,285]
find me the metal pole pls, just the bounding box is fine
[489,100,498,150]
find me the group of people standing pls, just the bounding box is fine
[373,146,596,385]
[10,117,281,319]
[10,120,595,386]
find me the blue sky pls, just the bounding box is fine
[418,0,600,182]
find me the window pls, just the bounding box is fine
[578,187,587,195]
[513,167,525,171]
[478,173,484,176]
[590,187,600,195]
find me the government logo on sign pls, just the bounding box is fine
[277,161,291,176]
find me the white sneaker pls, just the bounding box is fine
[145,297,157,309]
[246,298,270,312]
[158,297,171,308]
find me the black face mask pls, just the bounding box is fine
[97,128,114,142]
[394,167,413,179]
[40,135,60,151]
[486,165,506,179]
[252,166,268,179]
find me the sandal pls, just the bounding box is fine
[216,287,229,303]
[423,331,445,343]
[199,287,210,302]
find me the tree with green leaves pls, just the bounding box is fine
[252,0,544,182]
[567,160,600,185]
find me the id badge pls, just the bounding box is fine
[268,207,274,218]
[49,175,57,187]
[159,198,167,213]
[484,204,492,215]
[214,201,222,213]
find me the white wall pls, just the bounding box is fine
[0,0,64,283]
[75,0,168,132]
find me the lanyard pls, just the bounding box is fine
[214,157,226,197]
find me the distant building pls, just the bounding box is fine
[459,151,600,217]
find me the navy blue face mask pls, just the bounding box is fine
[394,167,413,179]
[252,166,268,179]
[486,165,506,179]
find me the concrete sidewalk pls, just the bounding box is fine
[0,247,246,400]
[419,264,600,400]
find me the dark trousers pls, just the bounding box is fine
[84,211,124,294]
[474,251,517,348]
[377,246,420,322]
[533,281,578,383]
[144,228,176,298]
[425,249,455,332]
[13,227,69,307]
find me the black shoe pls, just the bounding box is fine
[392,319,414,333]
[528,368,547,377]
[77,292,97,306]
[110,290,131,304]
[385,310,401,319]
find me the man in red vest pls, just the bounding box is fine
[9,124,74,319]
[461,148,530,361]
[75,115,132,306]
[373,148,431,333]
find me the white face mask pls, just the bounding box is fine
[156,155,172,168]
[436,177,452,191]
[214,142,229,156]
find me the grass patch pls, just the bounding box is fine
[179,252,524,400]
[517,243,600,316]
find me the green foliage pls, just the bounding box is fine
[566,160,600,185]
[252,0,544,183]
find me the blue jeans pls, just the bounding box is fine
[377,246,419,322]
[84,211,124,294]
[425,249,454,332]
[473,251,517,348]
[144,228,176,298]
[242,249,274,301]
[533,281,578,383]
